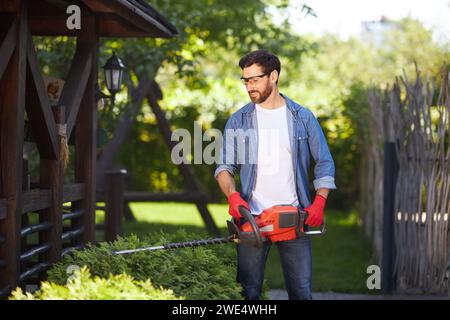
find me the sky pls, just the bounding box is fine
[282,0,450,43]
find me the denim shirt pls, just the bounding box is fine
[214,93,336,209]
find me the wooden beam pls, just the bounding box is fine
[103,191,209,203]
[95,77,152,190]
[28,17,82,37]
[0,198,6,220]
[98,14,151,38]
[27,0,84,37]
[0,0,19,12]
[22,189,52,213]
[0,0,28,293]
[78,0,114,13]
[73,14,97,244]
[104,170,126,241]
[38,106,65,269]
[27,0,69,16]
[82,0,175,38]
[61,245,83,257]
[109,0,166,33]
[0,20,16,81]
[25,32,59,160]
[62,183,85,202]
[20,222,52,238]
[61,227,84,242]
[146,87,221,236]
[62,209,84,221]
[25,0,175,38]
[58,43,92,139]
[18,262,50,283]
[28,15,148,38]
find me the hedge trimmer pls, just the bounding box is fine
[113,205,326,255]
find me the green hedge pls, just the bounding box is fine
[46,231,247,300]
[10,267,181,300]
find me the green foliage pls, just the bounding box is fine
[280,17,450,210]
[46,231,245,300]
[10,267,181,300]
[323,82,372,210]
[117,107,232,200]
[119,16,449,210]
[28,0,316,201]
[121,203,372,293]
[28,3,450,213]
[34,36,76,78]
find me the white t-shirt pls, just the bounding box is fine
[249,104,299,215]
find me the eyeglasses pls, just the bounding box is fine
[240,72,269,86]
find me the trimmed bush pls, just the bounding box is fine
[46,230,246,300]
[10,267,181,300]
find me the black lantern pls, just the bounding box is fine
[103,52,126,105]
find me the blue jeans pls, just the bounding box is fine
[236,236,313,300]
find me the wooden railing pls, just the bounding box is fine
[15,183,87,290]
[0,201,6,296]
[0,3,100,299]
[0,199,6,220]
[95,170,126,242]
[1,168,214,299]
[94,169,211,242]
[0,173,126,299]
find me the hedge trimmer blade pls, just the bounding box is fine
[114,207,264,255]
[113,206,326,255]
[113,235,238,255]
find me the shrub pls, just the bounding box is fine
[46,231,246,300]
[10,267,181,300]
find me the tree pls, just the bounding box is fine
[94,0,316,190]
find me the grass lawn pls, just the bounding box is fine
[96,202,375,293]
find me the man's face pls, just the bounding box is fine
[242,64,275,104]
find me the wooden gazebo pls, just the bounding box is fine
[0,0,176,298]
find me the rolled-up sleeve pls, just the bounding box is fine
[305,110,337,190]
[313,175,336,190]
[214,117,238,179]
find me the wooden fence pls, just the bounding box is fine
[0,170,126,299]
[0,162,216,299]
[366,67,450,294]
[0,0,178,300]
[0,3,98,297]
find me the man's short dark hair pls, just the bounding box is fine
[239,50,281,83]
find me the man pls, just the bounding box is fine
[214,50,336,300]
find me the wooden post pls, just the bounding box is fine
[0,0,27,293]
[382,141,398,293]
[123,201,136,222]
[20,158,29,273]
[38,105,64,274]
[104,169,126,242]
[74,14,98,244]
[447,253,450,299]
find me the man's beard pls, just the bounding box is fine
[248,84,273,104]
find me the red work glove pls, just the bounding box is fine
[304,194,327,227]
[227,192,250,220]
